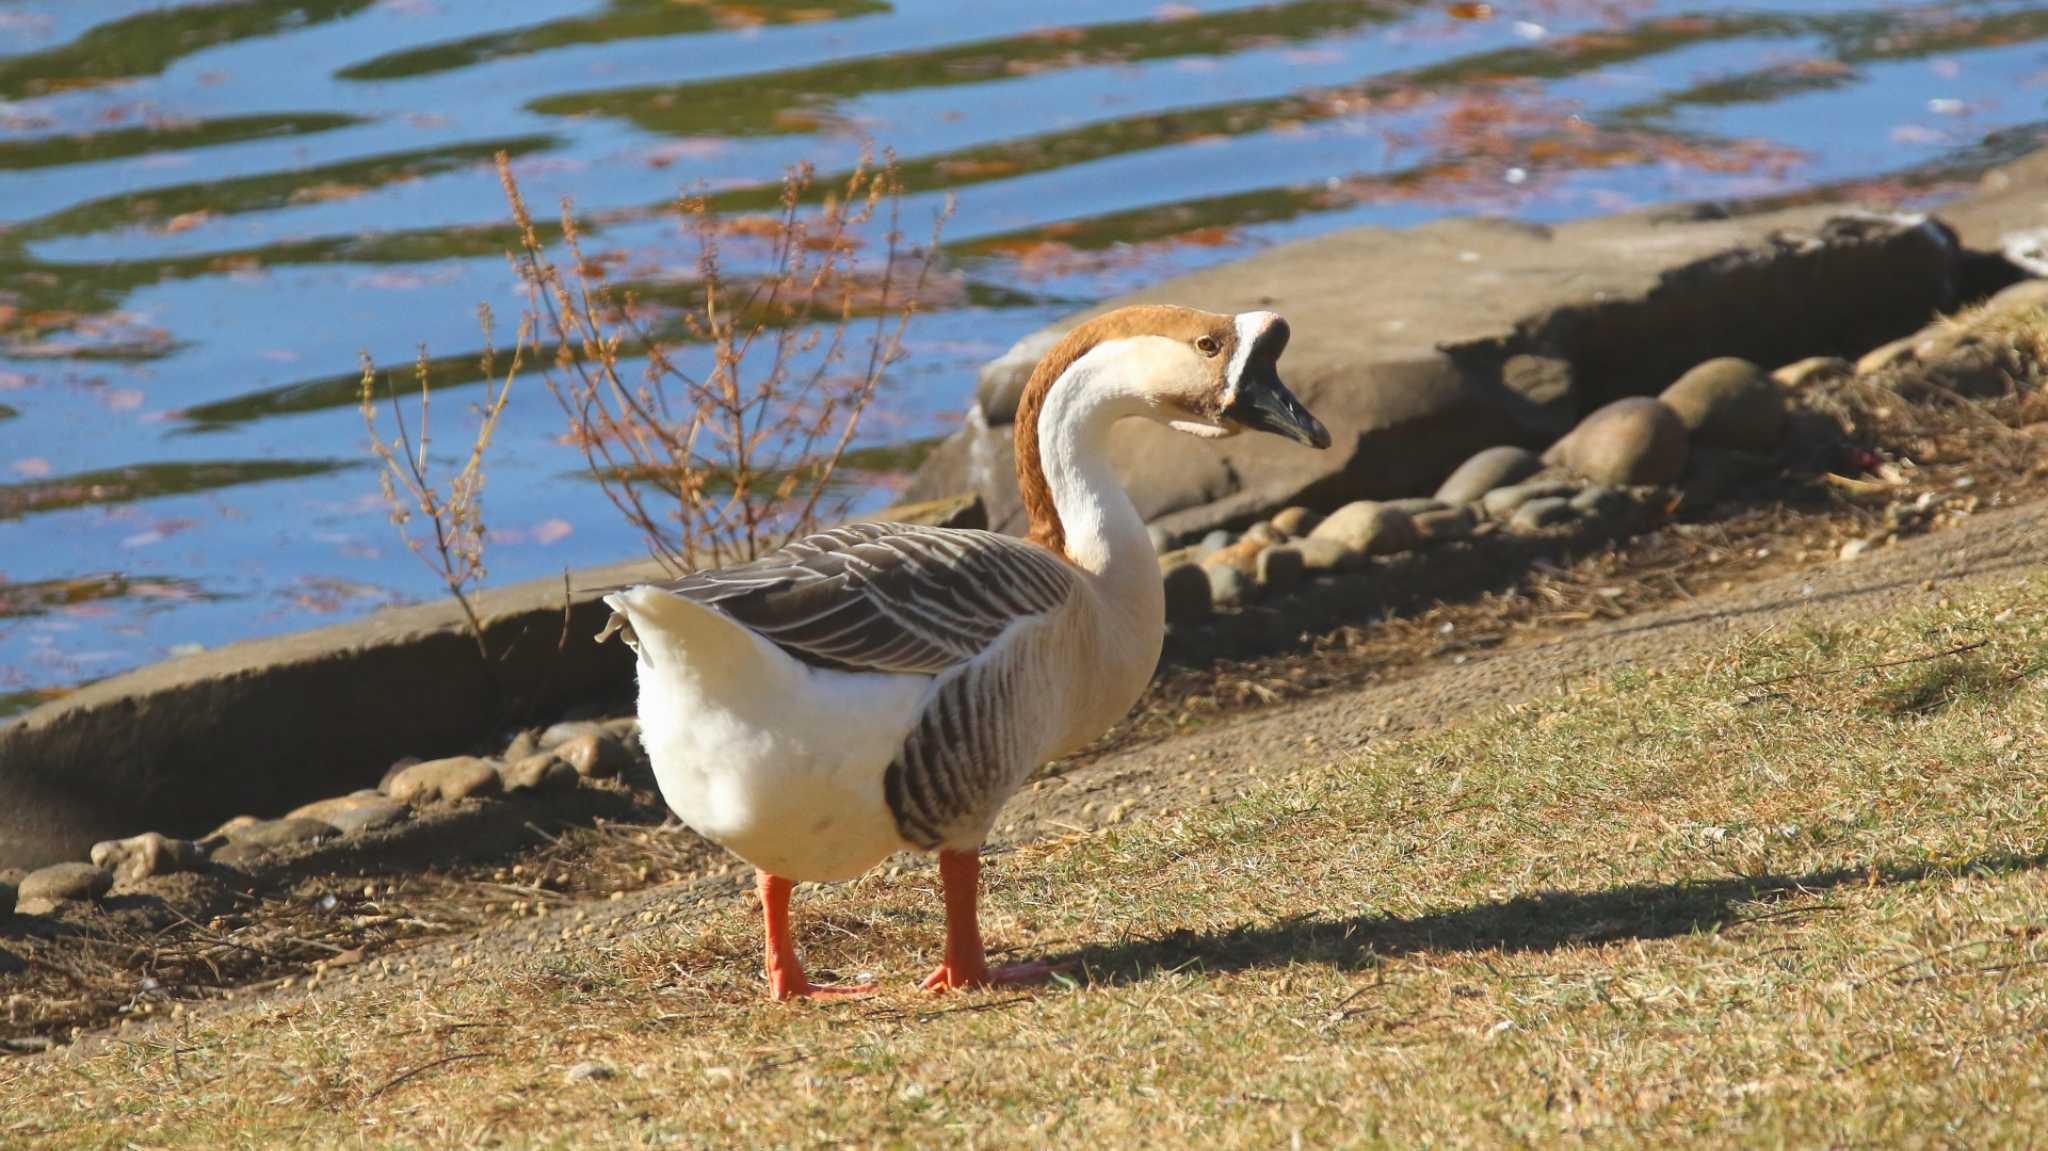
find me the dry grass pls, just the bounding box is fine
[6,576,2046,1148]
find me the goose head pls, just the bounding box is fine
[1025,305,1330,449]
[1011,305,1329,562]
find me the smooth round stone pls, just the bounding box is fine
[1510,496,1576,532]
[1661,357,1783,451]
[291,792,410,835]
[1309,501,1417,556]
[1255,545,1304,596]
[1162,562,1213,623]
[1771,356,1852,389]
[554,733,632,780]
[19,862,113,904]
[1242,522,1283,546]
[1202,537,1268,578]
[227,816,338,850]
[1293,537,1356,573]
[1544,397,1689,487]
[1479,481,1575,521]
[1205,563,1248,609]
[206,814,261,841]
[1192,529,1232,560]
[974,329,1062,425]
[1381,497,1450,518]
[503,752,581,795]
[1568,484,1626,520]
[90,832,207,884]
[1434,445,1542,505]
[385,756,503,804]
[1412,506,1477,542]
[539,721,606,750]
[502,729,542,763]
[1269,506,1321,538]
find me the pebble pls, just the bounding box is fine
[555,732,632,780]
[1192,529,1232,560]
[1660,357,1784,452]
[503,730,542,763]
[385,756,504,803]
[227,816,338,850]
[564,1061,614,1084]
[539,721,606,750]
[1202,537,1268,580]
[503,752,582,795]
[1381,497,1450,518]
[1205,563,1248,609]
[1309,501,1417,556]
[89,831,207,884]
[1161,562,1213,623]
[1567,484,1626,521]
[1543,397,1689,486]
[1269,506,1321,538]
[291,792,411,835]
[1434,445,1542,505]
[1510,496,1575,533]
[1255,545,1304,596]
[1241,522,1283,546]
[205,814,261,841]
[1771,356,1852,389]
[1292,537,1356,573]
[1479,481,1575,521]
[19,862,114,904]
[1411,506,1476,542]
[1840,537,1876,560]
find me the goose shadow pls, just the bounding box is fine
[1050,847,2048,986]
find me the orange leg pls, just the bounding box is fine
[921,849,1070,992]
[757,870,873,1002]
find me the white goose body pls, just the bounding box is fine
[599,305,1329,996]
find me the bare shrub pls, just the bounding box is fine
[496,149,948,573]
[357,307,528,663]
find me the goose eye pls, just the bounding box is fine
[1196,336,1221,356]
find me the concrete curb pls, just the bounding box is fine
[0,495,983,868]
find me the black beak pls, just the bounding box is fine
[1225,357,1330,450]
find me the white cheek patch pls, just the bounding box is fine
[1168,418,1235,438]
[1225,310,1280,405]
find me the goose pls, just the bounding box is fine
[599,304,1329,999]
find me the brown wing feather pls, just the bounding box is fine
[639,523,1075,676]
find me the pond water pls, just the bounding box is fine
[1,0,2044,714]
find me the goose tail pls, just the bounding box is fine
[601,585,801,705]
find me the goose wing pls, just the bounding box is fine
[642,523,1076,676]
